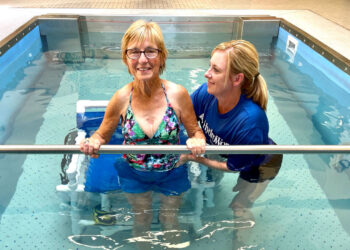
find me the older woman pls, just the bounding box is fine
[80,20,205,243]
[181,40,282,242]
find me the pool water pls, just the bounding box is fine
[0,27,350,249]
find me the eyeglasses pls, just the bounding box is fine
[126,48,161,60]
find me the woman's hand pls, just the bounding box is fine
[176,154,196,167]
[79,137,101,158]
[186,137,206,157]
[175,138,205,168]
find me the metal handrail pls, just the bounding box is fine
[0,145,349,154]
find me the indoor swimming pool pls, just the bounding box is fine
[0,16,349,249]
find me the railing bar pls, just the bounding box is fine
[0,145,349,154]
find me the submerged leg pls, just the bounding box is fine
[230,178,270,249]
[125,191,153,249]
[230,178,270,220]
[158,193,185,247]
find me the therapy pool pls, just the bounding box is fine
[0,16,349,249]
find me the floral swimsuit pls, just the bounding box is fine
[122,84,180,171]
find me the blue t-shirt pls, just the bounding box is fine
[191,83,269,172]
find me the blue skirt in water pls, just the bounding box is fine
[84,154,122,193]
[115,158,191,196]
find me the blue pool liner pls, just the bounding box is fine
[0,26,43,144]
[275,27,350,145]
[277,27,350,97]
[0,26,42,90]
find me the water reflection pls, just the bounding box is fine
[195,219,255,240]
[68,234,123,249]
[126,230,190,248]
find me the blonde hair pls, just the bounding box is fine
[212,40,268,110]
[121,20,168,75]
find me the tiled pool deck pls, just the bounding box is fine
[0,0,349,29]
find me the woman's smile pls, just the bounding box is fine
[137,66,152,72]
[127,39,160,81]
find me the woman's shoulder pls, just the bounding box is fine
[239,96,268,123]
[111,83,131,99]
[108,83,132,108]
[163,80,188,98]
[241,95,264,111]
[163,80,185,90]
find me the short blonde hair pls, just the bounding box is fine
[121,20,168,75]
[212,40,268,110]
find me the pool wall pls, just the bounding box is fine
[0,25,44,144]
[38,16,84,63]
[81,16,243,59]
[1,14,349,71]
[36,15,281,61]
[274,26,350,146]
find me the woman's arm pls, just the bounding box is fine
[178,154,238,172]
[80,86,130,158]
[169,83,206,156]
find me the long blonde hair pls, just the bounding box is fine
[121,20,168,75]
[212,40,268,110]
